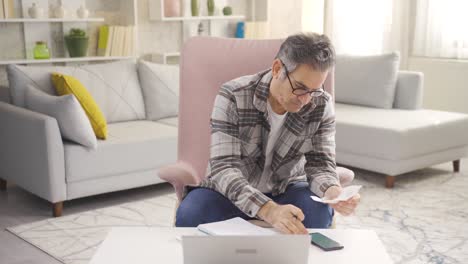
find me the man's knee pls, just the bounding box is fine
[302,203,333,228]
[279,183,333,228]
[175,188,211,227]
[175,188,238,227]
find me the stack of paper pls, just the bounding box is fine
[197,217,279,236]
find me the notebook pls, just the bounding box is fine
[197,217,280,236]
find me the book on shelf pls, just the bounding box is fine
[0,0,5,19]
[99,25,135,57]
[2,0,15,18]
[97,25,109,56]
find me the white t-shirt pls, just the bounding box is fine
[256,100,287,193]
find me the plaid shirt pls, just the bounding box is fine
[198,69,339,217]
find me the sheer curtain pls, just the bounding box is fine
[413,0,468,59]
[324,0,410,65]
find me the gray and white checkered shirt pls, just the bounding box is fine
[196,69,339,217]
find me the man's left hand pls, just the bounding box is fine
[323,186,360,216]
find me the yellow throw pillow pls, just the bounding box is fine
[51,73,107,139]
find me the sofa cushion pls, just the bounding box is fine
[52,73,108,139]
[157,117,178,127]
[335,52,400,109]
[335,103,468,161]
[64,120,177,183]
[7,60,146,123]
[24,85,97,149]
[138,61,179,121]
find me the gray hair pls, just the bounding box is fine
[275,32,335,79]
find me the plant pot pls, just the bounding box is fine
[65,36,89,57]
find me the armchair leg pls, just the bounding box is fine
[453,160,460,172]
[385,175,395,188]
[0,178,6,190]
[53,202,63,217]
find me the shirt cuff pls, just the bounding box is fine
[311,174,340,197]
[242,191,272,218]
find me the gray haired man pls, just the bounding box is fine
[176,33,360,234]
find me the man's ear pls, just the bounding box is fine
[271,59,282,79]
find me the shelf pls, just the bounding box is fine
[151,52,180,64]
[159,15,245,22]
[0,18,105,23]
[0,56,136,65]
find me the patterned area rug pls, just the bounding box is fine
[7,163,468,264]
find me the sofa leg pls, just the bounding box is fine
[385,175,395,188]
[53,202,63,217]
[453,160,460,172]
[0,178,6,190]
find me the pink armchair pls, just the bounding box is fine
[158,37,354,203]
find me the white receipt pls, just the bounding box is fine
[310,185,362,204]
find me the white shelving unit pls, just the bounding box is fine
[149,0,247,64]
[0,18,104,22]
[0,0,138,65]
[0,56,135,65]
[159,15,245,22]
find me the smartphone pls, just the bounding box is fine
[310,232,344,251]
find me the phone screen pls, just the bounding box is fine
[310,232,344,251]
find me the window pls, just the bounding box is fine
[413,0,468,59]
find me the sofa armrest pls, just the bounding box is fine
[0,102,66,202]
[393,71,424,110]
[0,85,10,103]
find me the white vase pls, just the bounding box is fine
[181,0,191,17]
[54,5,65,18]
[28,3,44,19]
[77,5,89,19]
[164,0,181,17]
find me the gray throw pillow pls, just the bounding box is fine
[24,85,97,149]
[335,52,400,109]
[137,60,179,121]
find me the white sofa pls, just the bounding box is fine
[0,60,179,216]
[334,53,468,187]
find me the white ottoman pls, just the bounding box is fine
[335,103,468,187]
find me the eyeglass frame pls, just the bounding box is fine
[280,60,325,97]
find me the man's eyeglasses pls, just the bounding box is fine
[281,61,324,97]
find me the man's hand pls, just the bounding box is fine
[257,201,308,234]
[324,186,360,216]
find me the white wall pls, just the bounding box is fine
[266,0,324,38]
[408,57,468,114]
[267,0,303,38]
[302,0,324,34]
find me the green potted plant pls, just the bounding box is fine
[64,28,89,57]
[222,6,232,16]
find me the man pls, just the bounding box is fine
[176,33,360,234]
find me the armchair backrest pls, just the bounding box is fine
[178,37,335,181]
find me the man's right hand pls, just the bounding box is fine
[257,201,308,234]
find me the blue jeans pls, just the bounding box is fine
[175,182,333,228]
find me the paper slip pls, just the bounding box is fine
[311,185,362,204]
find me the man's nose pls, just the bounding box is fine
[298,94,311,104]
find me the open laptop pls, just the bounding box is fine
[182,235,310,264]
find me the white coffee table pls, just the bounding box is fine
[89,227,393,264]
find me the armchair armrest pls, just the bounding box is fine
[158,161,199,202]
[393,71,424,110]
[0,102,66,202]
